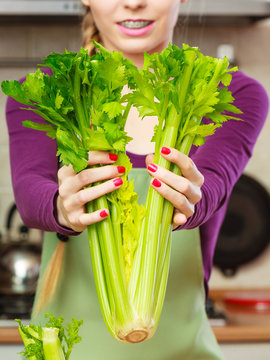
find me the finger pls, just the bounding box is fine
[145,153,154,168]
[59,152,118,185]
[160,147,204,187]
[63,208,110,232]
[66,177,124,209]
[87,151,119,166]
[147,163,201,204]
[172,209,187,229]
[61,165,125,196]
[79,208,110,226]
[58,164,76,185]
[151,177,194,219]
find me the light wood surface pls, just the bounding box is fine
[213,325,270,343]
[1,325,270,344]
[0,327,22,344]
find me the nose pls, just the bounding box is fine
[122,0,147,10]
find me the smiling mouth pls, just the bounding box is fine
[118,20,153,29]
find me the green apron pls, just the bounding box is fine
[33,168,224,360]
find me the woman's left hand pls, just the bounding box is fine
[146,146,204,230]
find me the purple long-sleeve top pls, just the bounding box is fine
[5,69,269,288]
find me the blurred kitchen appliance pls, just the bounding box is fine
[214,174,270,276]
[0,203,42,319]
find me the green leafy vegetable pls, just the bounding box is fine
[15,313,83,360]
[2,42,242,344]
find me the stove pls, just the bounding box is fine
[0,292,34,326]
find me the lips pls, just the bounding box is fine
[118,20,153,29]
[116,19,155,37]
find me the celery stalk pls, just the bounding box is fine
[42,328,65,360]
[152,133,197,323]
[133,50,197,324]
[87,201,114,337]
[95,195,135,334]
[18,327,38,360]
[15,314,83,360]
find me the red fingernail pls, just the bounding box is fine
[117,166,125,173]
[113,178,123,187]
[161,147,171,155]
[147,163,158,173]
[100,210,109,218]
[109,153,118,161]
[152,178,162,188]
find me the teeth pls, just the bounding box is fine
[119,20,152,29]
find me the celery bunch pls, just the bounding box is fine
[16,313,83,360]
[2,43,241,343]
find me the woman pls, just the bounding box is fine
[5,0,269,359]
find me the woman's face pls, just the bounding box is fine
[81,0,185,57]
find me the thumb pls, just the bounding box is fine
[145,153,154,168]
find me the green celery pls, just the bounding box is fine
[42,328,65,360]
[2,43,242,344]
[86,201,114,337]
[15,314,82,360]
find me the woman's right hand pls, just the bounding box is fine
[56,151,125,232]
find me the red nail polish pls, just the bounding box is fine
[152,178,162,188]
[117,166,125,173]
[109,153,118,161]
[100,210,109,218]
[113,178,123,187]
[161,147,171,155]
[147,163,158,172]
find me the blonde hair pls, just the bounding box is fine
[34,7,101,317]
[81,6,101,56]
[33,239,66,317]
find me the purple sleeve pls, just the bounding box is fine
[5,72,78,236]
[181,71,269,283]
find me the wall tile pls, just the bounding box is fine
[0,148,12,189]
[0,93,9,147]
[0,26,28,58]
[27,25,81,58]
[0,67,35,148]
[0,189,14,236]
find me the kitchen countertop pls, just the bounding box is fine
[1,323,270,344]
[1,289,270,344]
[210,288,270,342]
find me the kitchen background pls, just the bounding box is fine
[1,0,269,289]
[0,0,270,358]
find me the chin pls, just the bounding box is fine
[118,38,165,56]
